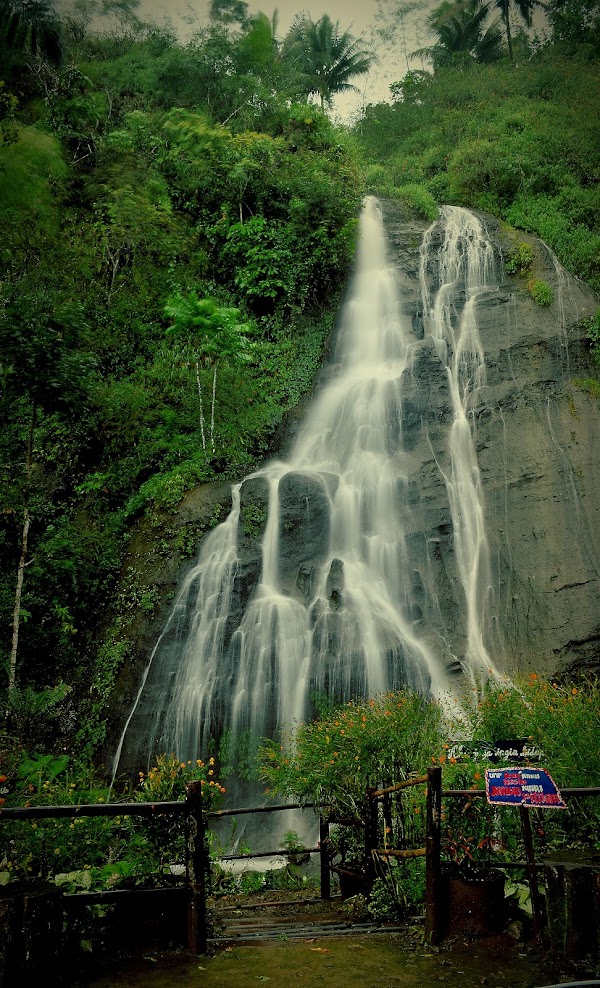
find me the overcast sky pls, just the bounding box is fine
[90,1,547,122]
[125,0,437,121]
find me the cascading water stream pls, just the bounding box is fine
[113,199,507,782]
[419,207,503,688]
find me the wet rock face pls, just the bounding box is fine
[231,203,600,681]
[382,200,600,677]
[108,202,600,760]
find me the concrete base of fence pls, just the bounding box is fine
[441,870,507,939]
[544,851,600,963]
[0,881,63,987]
[333,868,371,900]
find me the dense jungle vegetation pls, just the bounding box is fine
[0,0,599,800]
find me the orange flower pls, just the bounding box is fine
[0,775,7,784]
[473,772,482,781]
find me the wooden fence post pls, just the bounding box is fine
[425,765,442,945]
[519,805,544,944]
[365,787,378,888]
[185,780,208,954]
[319,815,331,900]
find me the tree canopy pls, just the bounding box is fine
[282,13,374,109]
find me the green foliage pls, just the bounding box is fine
[357,53,600,291]
[240,501,267,541]
[282,14,374,109]
[527,277,553,305]
[165,293,252,364]
[417,0,504,69]
[547,0,600,48]
[368,858,425,920]
[574,377,600,399]
[440,674,600,854]
[394,183,439,221]
[5,683,71,741]
[0,746,225,889]
[0,0,64,70]
[0,3,363,739]
[0,126,67,232]
[259,691,442,818]
[582,308,600,367]
[0,80,18,148]
[504,239,534,274]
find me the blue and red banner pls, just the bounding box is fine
[485,768,566,809]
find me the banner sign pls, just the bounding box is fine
[447,739,541,763]
[485,768,566,809]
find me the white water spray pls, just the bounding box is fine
[419,206,503,688]
[114,199,512,778]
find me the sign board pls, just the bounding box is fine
[447,739,541,763]
[485,768,566,809]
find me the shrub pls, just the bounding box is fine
[504,240,534,275]
[527,278,553,306]
[582,309,600,367]
[259,690,442,818]
[394,183,439,221]
[0,748,225,889]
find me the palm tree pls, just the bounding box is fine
[418,0,502,69]
[0,0,63,67]
[414,0,503,69]
[283,14,374,110]
[490,0,545,61]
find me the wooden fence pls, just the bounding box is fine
[2,773,599,956]
[0,785,329,955]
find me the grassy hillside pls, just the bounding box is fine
[356,50,600,292]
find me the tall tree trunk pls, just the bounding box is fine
[9,401,36,693]
[210,365,217,453]
[195,359,207,451]
[505,9,514,60]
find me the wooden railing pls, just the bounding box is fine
[0,787,330,953]
[3,776,600,955]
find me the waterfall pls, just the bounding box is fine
[113,198,506,780]
[419,206,503,687]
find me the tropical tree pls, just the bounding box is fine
[415,0,504,69]
[235,10,279,77]
[164,293,253,453]
[0,297,93,693]
[209,0,249,28]
[489,0,546,60]
[282,14,374,110]
[546,0,599,46]
[0,0,64,68]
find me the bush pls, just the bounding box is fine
[504,240,534,275]
[259,690,442,818]
[0,748,225,889]
[394,183,439,222]
[527,278,553,306]
[582,309,600,367]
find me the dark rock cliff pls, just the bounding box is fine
[104,202,600,764]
